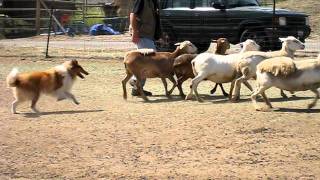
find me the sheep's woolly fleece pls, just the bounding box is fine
[257,57,297,77]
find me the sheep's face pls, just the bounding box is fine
[240,39,260,52]
[175,41,198,54]
[280,36,305,51]
[216,38,230,50]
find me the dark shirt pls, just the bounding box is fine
[132,0,159,15]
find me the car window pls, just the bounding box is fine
[166,0,192,8]
[228,0,259,8]
[195,0,222,7]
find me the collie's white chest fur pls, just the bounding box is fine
[54,65,75,98]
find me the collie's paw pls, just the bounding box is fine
[57,97,66,101]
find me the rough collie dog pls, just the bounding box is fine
[6,60,89,114]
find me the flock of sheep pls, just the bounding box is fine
[122,36,320,111]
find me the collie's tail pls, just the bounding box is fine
[6,68,19,87]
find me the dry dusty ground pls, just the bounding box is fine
[0,45,320,179]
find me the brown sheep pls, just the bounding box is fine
[122,41,198,101]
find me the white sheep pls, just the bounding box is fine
[185,39,260,102]
[231,36,305,101]
[122,40,198,101]
[251,56,320,111]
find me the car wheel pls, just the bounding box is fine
[240,29,271,51]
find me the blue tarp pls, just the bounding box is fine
[89,24,120,36]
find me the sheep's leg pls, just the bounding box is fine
[167,76,177,96]
[232,75,247,102]
[290,91,296,97]
[261,92,273,109]
[280,89,289,98]
[122,73,133,100]
[136,77,149,101]
[308,89,319,109]
[31,92,40,114]
[219,83,229,97]
[251,86,271,111]
[186,72,206,102]
[243,81,253,91]
[161,78,170,97]
[229,80,235,100]
[177,76,188,98]
[210,84,218,95]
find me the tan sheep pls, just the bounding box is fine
[257,57,297,77]
[122,41,198,101]
[251,56,320,111]
[232,36,305,101]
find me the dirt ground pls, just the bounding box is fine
[0,43,320,179]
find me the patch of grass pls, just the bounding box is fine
[71,7,105,27]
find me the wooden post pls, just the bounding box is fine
[35,0,41,34]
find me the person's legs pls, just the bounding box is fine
[131,37,156,96]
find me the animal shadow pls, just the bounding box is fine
[23,109,104,118]
[274,107,320,113]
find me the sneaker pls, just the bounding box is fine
[131,89,153,96]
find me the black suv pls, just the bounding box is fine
[158,0,311,51]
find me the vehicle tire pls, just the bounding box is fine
[194,42,211,53]
[240,29,272,51]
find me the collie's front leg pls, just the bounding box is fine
[11,99,20,114]
[65,92,80,105]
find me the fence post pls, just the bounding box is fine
[35,0,41,35]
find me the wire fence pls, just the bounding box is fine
[0,0,319,59]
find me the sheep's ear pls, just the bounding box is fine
[211,39,217,43]
[174,42,181,46]
[71,59,78,66]
[279,37,286,42]
[179,42,187,49]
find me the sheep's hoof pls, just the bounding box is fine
[230,97,239,103]
[223,93,229,97]
[281,93,288,99]
[143,98,150,102]
[185,95,193,100]
[32,108,40,114]
[180,94,186,99]
[307,103,315,109]
[255,106,271,112]
[197,98,204,103]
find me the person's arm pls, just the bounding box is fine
[130,13,140,44]
[130,0,143,44]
